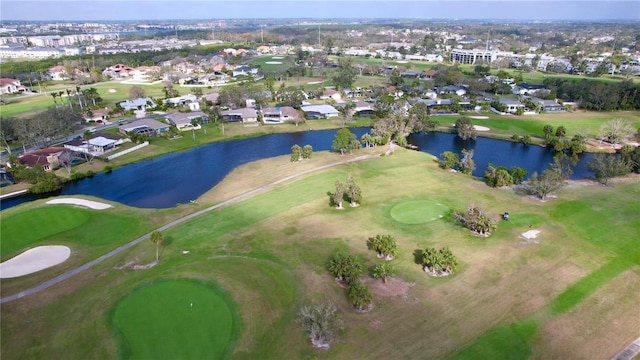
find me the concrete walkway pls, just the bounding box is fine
[611,337,640,360]
[0,154,377,304]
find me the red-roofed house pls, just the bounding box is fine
[49,65,69,80]
[0,78,28,95]
[16,147,67,171]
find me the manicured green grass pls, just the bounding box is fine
[0,205,148,260]
[112,279,240,360]
[449,320,537,360]
[0,206,93,258]
[389,199,449,224]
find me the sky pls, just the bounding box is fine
[1,0,639,21]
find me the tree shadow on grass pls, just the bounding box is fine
[413,249,423,265]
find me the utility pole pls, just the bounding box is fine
[261,28,264,43]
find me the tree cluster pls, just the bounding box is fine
[5,107,82,150]
[331,128,361,155]
[290,144,313,162]
[543,78,640,111]
[326,253,372,311]
[328,174,362,209]
[484,164,527,187]
[454,116,477,141]
[438,149,475,175]
[524,169,565,200]
[453,204,497,236]
[366,234,398,261]
[587,153,633,185]
[421,247,458,276]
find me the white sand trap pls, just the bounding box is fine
[0,246,71,278]
[108,89,117,93]
[397,60,408,63]
[307,81,322,84]
[473,125,491,131]
[265,61,282,64]
[469,116,489,119]
[272,56,284,59]
[521,230,541,239]
[47,198,112,210]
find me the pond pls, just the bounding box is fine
[0,129,593,211]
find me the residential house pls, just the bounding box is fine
[321,88,342,102]
[165,111,210,130]
[49,65,69,80]
[401,70,421,78]
[84,107,111,123]
[0,78,28,94]
[260,106,302,124]
[511,83,550,97]
[301,104,339,119]
[119,118,170,136]
[533,98,567,112]
[103,63,133,78]
[117,97,156,111]
[421,70,439,80]
[232,65,259,78]
[163,94,199,110]
[499,98,525,114]
[16,147,67,171]
[64,133,127,154]
[354,101,375,117]
[220,107,258,123]
[131,66,160,81]
[438,85,467,97]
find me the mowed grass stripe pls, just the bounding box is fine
[112,279,239,360]
[551,257,634,315]
[449,320,538,360]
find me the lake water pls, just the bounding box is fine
[0,129,593,211]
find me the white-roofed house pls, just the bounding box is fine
[301,104,339,119]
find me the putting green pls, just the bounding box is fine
[112,279,239,359]
[390,200,449,225]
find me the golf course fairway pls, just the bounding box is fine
[112,279,239,359]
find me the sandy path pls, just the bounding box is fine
[0,246,71,278]
[46,198,112,210]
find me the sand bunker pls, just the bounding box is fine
[0,246,71,278]
[265,61,282,64]
[521,230,541,239]
[473,125,490,131]
[306,81,322,84]
[520,229,541,244]
[272,56,284,59]
[108,89,117,93]
[469,116,489,119]
[47,198,112,210]
[397,60,408,63]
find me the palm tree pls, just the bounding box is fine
[372,263,395,284]
[150,231,164,261]
[347,282,372,310]
[51,92,58,108]
[75,86,83,108]
[65,89,73,108]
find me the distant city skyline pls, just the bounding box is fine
[1,0,639,22]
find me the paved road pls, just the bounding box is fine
[0,154,378,304]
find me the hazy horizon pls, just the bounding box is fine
[1,0,639,22]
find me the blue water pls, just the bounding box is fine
[408,132,594,179]
[0,129,593,211]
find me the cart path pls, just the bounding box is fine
[0,154,377,304]
[611,337,640,360]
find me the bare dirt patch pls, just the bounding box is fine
[367,277,415,301]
